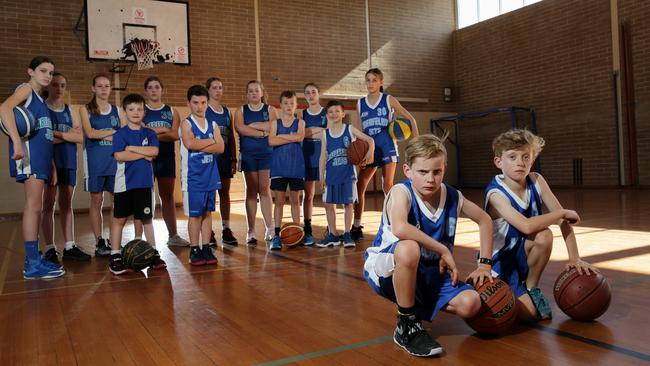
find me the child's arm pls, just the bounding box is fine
[536,174,598,275]
[200,122,225,154]
[0,84,32,159]
[388,96,419,136]
[388,186,459,284]
[80,106,116,140]
[350,126,375,167]
[267,119,282,146]
[113,131,149,162]
[59,109,84,144]
[248,106,278,132]
[461,197,494,287]
[305,126,325,139]
[180,120,220,152]
[156,107,181,142]
[126,146,159,157]
[234,107,268,137]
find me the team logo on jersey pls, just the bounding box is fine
[142,137,149,146]
[263,112,269,120]
[447,217,457,237]
[343,136,350,147]
[144,207,151,215]
[110,116,119,128]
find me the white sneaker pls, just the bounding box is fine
[246,232,258,246]
[265,229,274,241]
[167,234,190,247]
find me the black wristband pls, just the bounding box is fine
[478,257,494,266]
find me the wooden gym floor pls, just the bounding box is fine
[0,188,649,365]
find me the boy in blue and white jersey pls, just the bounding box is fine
[363,134,493,357]
[109,94,163,275]
[180,85,224,265]
[485,129,598,321]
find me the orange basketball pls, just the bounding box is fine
[346,139,369,165]
[465,279,517,335]
[280,223,304,247]
[553,267,611,321]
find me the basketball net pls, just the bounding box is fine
[130,39,160,70]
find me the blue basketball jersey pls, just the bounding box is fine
[8,84,54,179]
[270,118,305,179]
[143,104,175,159]
[485,174,543,259]
[179,115,221,192]
[83,105,119,177]
[240,104,272,158]
[205,104,232,162]
[357,93,397,158]
[112,125,159,193]
[49,104,77,170]
[302,107,327,168]
[324,124,356,185]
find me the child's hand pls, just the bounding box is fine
[11,143,24,160]
[466,265,493,287]
[563,209,580,224]
[439,251,459,286]
[566,259,599,275]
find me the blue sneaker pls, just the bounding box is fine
[303,233,316,247]
[23,258,65,279]
[317,232,340,248]
[269,236,282,250]
[528,287,552,320]
[342,232,355,248]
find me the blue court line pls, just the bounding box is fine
[253,335,393,366]
[534,324,650,363]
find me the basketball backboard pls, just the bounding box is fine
[85,0,190,65]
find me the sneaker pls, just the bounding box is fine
[222,227,238,245]
[393,314,443,357]
[351,225,364,241]
[317,232,341,248]
[63,246,91,262]
[167,234,190,247]
[109,254,128,275]
[264,229,274,242]
[246,232,258,246]
[150,250,167,270]
[95,238,111,257]
[23,258,65,279]
[202,246,218,265]
[342,232,356,248]
[43,248,61,266]
[528,287,552,320]
[209,230,218,247]
[269,236,282,250]
[303,233,316,247]
[189,246,206,266]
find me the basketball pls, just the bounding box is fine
[388,117,412,141]
[346,139,369,165]
[553,267,611,321]
[0,106,36,138]
[122,239,157,271]
[465,279,518,335]
[280,222,304,247]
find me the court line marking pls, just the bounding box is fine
[0,226,17,295]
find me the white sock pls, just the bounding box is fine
[222,220,229,228]
[134,236,142,240]
[354,219,361,227]
[65,241,75,250]
[110,250,120,255]
[45,244,55,251]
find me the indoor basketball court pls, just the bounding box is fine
[1,0,649,365]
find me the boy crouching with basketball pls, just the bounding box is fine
[363,134,493,357]
[485,129,598,320]
[268,91,305,250]
[318,100,374,248]
[110,94,165,275]
[180,85,224,265]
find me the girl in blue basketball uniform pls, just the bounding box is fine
[42,72,90,263]
[233,80,277,245]
[268,91,305,250]
[353,68,419,241]
[80,74,120,257]
[363,134,493,357]
[318,100,374,248]
[0,56,64,278]
[299,83,328,246]
[206,77,238,246]
[133,76,189,247]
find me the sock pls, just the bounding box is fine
[110,250,120,255]
[275,227,280,236]
[222,220,229,229]
[134,236,142,240]
[65,241,75,250]
[397,305,416,317]
[304,219,311,229]
[24,240,40,261]
[198,243,203,249]
[354,219,361,227]
[45,243,56,252]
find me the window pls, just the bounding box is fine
[457,0,542,29]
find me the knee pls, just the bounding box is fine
[456,291,482,319]
[536,228,553,253]
[394,240,421,269]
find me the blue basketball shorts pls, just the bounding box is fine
[217,153,234,179]
[323,181,357,204]
[85,175,115,193]
[56,168,76,187]
[183,190,216,217]
[240,153,271,172]
[367,144,399,168]
[304,167,319,182]
[491,238,530,298]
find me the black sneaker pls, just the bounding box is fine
[95,238,111,257]
[208,230,218,247]
[63,245,91,261]
[202,245,218,265]
[150,250,167,270]
[222,227,238,245]
[109,254,128,275]
[393,314,443,357]
[351,225,364,241]
[43,248,60,266]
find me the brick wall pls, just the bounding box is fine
[453,0,617,187]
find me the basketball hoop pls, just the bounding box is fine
[129,38,160,70]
